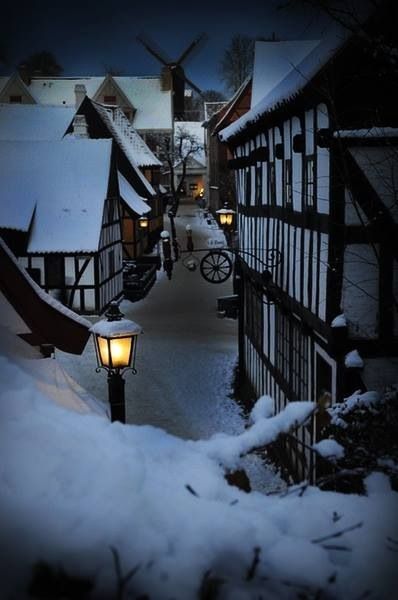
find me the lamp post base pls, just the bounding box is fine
[107,373,126,423]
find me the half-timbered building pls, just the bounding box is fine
[219,5,398,481]
[69,96,163,258]
[0,139,125,314]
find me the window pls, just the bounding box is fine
[245,279,263,351]
[9,95,22,103]
[104,95,117,104]
[304,157,315,209]
[45,256,64,288]
[276,311,309,400]
[284,159,293,207]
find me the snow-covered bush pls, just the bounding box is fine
[318,389,398,493]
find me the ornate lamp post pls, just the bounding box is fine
[91,301,142,423]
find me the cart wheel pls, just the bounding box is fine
[200,251,233,284]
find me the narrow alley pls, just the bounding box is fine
[58,201,243,440]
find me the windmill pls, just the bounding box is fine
[136,34,206,121]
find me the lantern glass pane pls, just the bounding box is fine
[219,214,227,226]
[139,217,149,229]
[97,336,133,368]
[225,214,233,226]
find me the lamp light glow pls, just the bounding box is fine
[138,215,149,229]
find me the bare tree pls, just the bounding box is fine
[219,35,255,95]
[159,125,203,216]
[19,50,63,77]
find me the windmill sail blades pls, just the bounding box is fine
[136,34,170,66]
[176,33,208,66]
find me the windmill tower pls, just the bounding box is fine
[137,34,206,121]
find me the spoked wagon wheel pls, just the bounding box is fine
[200,251,233,284]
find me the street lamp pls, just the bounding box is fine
[90,301,142,423]
[216,203,236,230]
[138,215,149,229]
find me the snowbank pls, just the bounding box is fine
[1,351,397,598]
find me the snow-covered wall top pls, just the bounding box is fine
[0,139,112,252]
[219,25,349,143]
[0,104,75,141]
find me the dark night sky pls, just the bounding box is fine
[1,0,332,92]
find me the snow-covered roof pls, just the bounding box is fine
[114,76,172,130]
[219,25,350,142]
[5,75,172,131]
[0,139,113,252]
[349,146,398,223]
[93,102,162,167]
[251,40,319,108]
[118,171,151,216]
[0,104,75,140]
[28,77,104,106]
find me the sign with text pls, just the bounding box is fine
[206,238,225,249]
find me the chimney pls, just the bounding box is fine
[73,114,88,138]
[74,84,87,108]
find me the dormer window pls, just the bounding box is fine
[9,95,22,103]
[104,95,117,105]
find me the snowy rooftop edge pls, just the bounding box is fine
[219,25,350,142]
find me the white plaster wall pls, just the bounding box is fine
[319,233,328,321]
[292,117,302,212]
[305,109,314,155]
[316,104,329,215]
[275,127,283,207]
